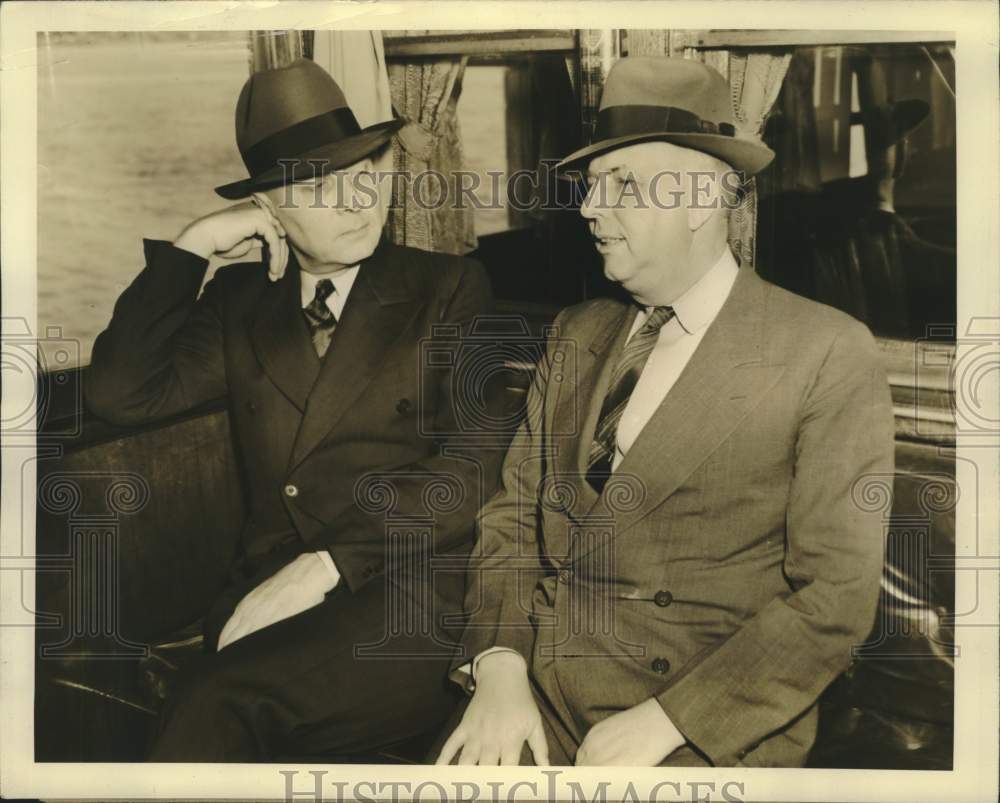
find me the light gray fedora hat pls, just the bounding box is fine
[557,57,775,177]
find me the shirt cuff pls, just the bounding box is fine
[315,550,341,589]
[471,647,525,684]
[453,648,524,693]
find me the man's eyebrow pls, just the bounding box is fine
[587,163,630,179]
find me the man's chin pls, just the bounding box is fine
[602,260,635,287]
[322,236,379,267]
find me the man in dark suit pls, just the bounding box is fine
[437,57,895,767]
[85,58,504,761]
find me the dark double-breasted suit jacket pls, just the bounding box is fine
[86,237,506,647]
[456,266,896,767]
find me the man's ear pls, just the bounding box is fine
[687,199,717,232]
[686,157,731,232]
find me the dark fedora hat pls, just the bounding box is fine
[215,58,403,200]
[850,98,930,149]
[557,57,775,178]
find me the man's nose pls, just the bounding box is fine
[343,174,373,212]
[579,181,600,220]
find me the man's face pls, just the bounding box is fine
[580,141,716,305]
[262,156,385,272]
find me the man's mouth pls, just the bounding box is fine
[594,234,626,248]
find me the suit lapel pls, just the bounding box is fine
[251,255,319,413]
[552,302,638,522]
[290,240,419,468]
[572,269,785,559]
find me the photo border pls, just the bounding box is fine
[2,1,997,800]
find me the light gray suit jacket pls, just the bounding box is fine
[455,266,895,767]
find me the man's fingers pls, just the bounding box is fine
[499,743,522,766]
[457,739,482,766]
[527,722,550,767]
[266,231,286,281]
[271,234,288,281]
[252,206,287,279]
[218,240,256,260]
[253,217,282,279]
[278,235,289,278]
[434,730,464,766]
[477,742,500,766]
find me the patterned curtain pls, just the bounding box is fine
[387,59,476,255]
[621,29,671,58]
[578,30,623,143]
[724,51,793,268]
[249,30,310,71]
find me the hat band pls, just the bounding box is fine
[594,105,736,142]
[242,108,363,177]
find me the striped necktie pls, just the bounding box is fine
[303,278,337,357]
[586,305,676,492]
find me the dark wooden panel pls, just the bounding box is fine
[679,30,954,50]
[385,30,575,58]
[36,408,245,648]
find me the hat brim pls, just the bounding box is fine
[849,99,930,145]
[891,99,930,136]
[214,118,404,200]
[555,131,776,180]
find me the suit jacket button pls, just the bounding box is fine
[396,398,412,414]
[246,400,257,413]
[284,484,299,498]
[652,657,670,674]
[654,590,673,607]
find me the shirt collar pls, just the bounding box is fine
[652,248,740,335]
[299,264,360,309]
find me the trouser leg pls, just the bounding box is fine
[148,574,462,762]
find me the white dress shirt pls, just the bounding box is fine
[612,247,740,469]
[468,248,740,684]
[300,264,360,320]
[299,264,360,585]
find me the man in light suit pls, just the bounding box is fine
[437,57,895,767]
[86,59,505,760]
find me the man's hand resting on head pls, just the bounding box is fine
[575,698,686,766]
[216,551,339,651]
[436,651,550,766]
[173,200,290,282]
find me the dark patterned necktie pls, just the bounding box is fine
[586,305,676,492]
[303,278,337,357]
